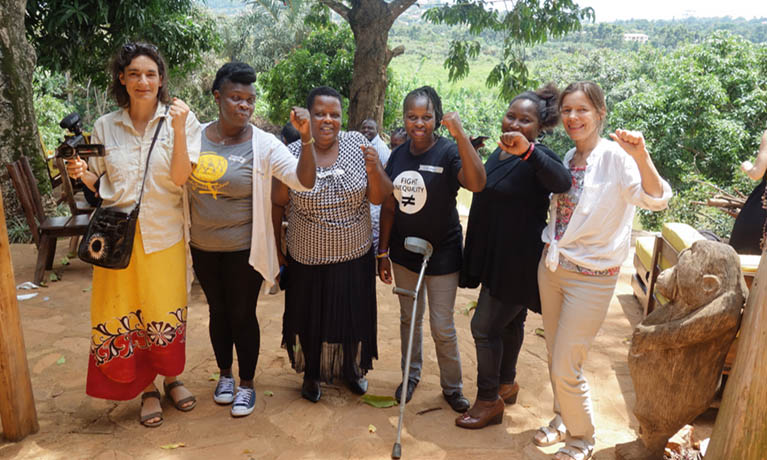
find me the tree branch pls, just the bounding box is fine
[388,0,417,19]
[385,45,405,66]
[319,0,351,21]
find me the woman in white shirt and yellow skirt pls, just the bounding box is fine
[532,81,672,460]
[66,42,201,427]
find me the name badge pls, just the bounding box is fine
[317,168,345,179]
[419,164,443,174]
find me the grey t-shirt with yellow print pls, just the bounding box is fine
[188,132,253,252]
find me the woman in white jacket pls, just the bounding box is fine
[533,81,672,460]
[187,62,316,417]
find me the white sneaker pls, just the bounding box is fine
[213,375,235,405]
[231,386,256,417]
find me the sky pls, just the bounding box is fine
[580,0,767,22]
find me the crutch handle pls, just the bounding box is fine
[393,287,416,298]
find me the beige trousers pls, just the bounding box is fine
[537,256,618,446]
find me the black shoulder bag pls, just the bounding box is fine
[78,108,168,269]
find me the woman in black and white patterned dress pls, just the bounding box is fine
[272,86,393,403]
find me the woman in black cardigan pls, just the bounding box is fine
[456,84,572,429]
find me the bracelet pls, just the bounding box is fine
[521,143,535,161]
[375,249,390,259]
[302,137,315,146]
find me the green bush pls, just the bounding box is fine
[260,23,355,125]
[33,70,76,195]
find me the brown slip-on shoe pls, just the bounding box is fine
[455,397,505,429]
[498,382,519,405]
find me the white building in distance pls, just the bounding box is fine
[623,33,649,43]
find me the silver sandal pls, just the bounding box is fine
[533,425,566,447]
[555,440,593,460]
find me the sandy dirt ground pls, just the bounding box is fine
[0,241,715,460]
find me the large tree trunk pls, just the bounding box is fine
[0,0,44,220]
[705,250,767,459]
[322,0,413,131]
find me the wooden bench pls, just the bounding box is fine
[633,223,756,316]
[6,156,90,284]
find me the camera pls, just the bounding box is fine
[55,112,105,159]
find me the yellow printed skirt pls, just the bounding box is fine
[86,221,187,401]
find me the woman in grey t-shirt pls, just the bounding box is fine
[188,63,316,417]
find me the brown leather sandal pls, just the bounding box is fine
[164,380,197,412]
[140,390,163,428]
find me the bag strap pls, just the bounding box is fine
[133,104,170,215]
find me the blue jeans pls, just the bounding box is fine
[471,286,527,401]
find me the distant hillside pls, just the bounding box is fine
[200,0,246,15]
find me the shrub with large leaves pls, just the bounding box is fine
[610,31,767,232]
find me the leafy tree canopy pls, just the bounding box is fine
[609,31,767,232]
[422,0,594,100]
[25,0,219,86]
[259,21,356,125]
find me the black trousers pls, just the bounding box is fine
[471,286,527,401]
[191,247,264,381]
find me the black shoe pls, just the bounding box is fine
[301,378,321,403]
[347,377,368,395]
[394,379,418,403]
[443,391,470,413]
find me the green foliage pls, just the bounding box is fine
[259,23,355,125]
[219,2,309,73]
[34,71,75,164]
[422,0,594,100]
[5,216,32,244]
[610,32,767,232]
[611,32,767,189]
[637,173,751,237]
[26,0,219,86]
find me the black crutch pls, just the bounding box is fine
[391,236,433,459]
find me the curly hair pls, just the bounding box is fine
[109,42,170,108]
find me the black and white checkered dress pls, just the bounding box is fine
[286,131,372,265]
[282,130,378,383]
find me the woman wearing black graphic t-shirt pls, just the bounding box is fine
[378,86,486,413]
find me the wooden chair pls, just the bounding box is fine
[5,156,90,284]
[39,131,62,191]
[54,157,95,216]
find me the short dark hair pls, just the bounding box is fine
[306,86,343,111]
[109,42,170,108]
[281,122,301,145]
[403,86,444,128]
[511,82,561,131]
[211,62,257,94]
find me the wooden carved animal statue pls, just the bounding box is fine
[616,240,745,460]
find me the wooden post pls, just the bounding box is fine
[705,251,767,459]
[0,184,39,441]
